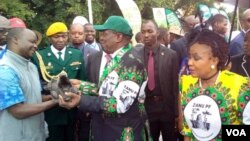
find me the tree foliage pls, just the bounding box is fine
[0,0,216,31]
[0,0,226,45]
[0,0,216,46]
[0,0,35,20]
[175,0,215,16]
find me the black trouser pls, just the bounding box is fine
[75,111,91,141]
[149,120,175,141]
[175,131,184,141]
[46,124,75,141]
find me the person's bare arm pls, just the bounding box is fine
[7,99,58,119]
[42,95,53,102]
[184,136,191,141]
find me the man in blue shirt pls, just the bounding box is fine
[229,9,250,56]
[84,23,102,51]
[0,28,57,141]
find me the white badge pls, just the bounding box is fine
[243,101,250,125]
[138,80,147,103]
[99,71,119,97]
[113,80,139,113]
[184,95,221,140]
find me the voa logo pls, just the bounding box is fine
[226,129,246,136]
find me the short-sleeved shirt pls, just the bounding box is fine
[0,50,46,141]
[0,44,7,64]
[0,65,25,110]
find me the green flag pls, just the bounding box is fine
[165,8,181,28]
[210,7,219,16]
[197,4,212,22]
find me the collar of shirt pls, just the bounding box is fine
[5,50,31,67]
[145,43,160,55]
[51,45,66,60]
[72,42,84,50]
[84,41,100,51]
[84,41,96,46]
[99,47,123,79]
[0,44,7,50]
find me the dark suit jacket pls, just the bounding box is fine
[71,43,99,68]
[80,46,147,141]
[231,54,250,77]
[229,31,245,56]
[139,44,179,122]
[170,36,188,66]
[86,51,102,83]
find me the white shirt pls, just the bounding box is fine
[85,41,100,51]
[0,44,6,50]
[99,47,123,79]
[51,45,66,60]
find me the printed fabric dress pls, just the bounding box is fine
[237,78,250,125]
[180,70,249,141]
[76,44,149,141]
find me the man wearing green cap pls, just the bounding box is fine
[0,15,11,48]
[32,22,85,141]
[58,16,148,141]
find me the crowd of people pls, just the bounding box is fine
[1,8,250,141]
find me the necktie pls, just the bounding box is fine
[105,54,112,67]
[58,51,63,62]
[147,50,155,91]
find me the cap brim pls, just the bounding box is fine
[94,25,108,31]
[0,26,11,29]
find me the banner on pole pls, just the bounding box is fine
[210,7,220,16]
[197,4,212,22]
[165,8,181,28]
[116,0,141,45]
[152,8,181,29]
[152,8,168,28]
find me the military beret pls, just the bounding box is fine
[46,22,68,36]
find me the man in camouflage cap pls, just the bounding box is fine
[0,15,11,60]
